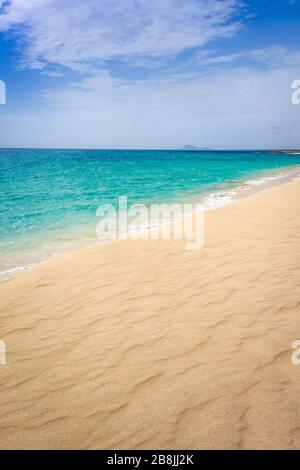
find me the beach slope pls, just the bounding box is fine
[0,179,300,449]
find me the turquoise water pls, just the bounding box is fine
[1,148,300,275]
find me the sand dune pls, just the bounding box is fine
[0,179,300,449]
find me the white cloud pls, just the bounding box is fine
[197,46,300,67]
[0,0,243,70]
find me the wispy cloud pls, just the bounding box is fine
[0,0,243,71]
[197,46,300,67]
[2,64,297,150]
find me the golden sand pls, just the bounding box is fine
[0,178,300,450]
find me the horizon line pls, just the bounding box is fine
[0,147,299,152]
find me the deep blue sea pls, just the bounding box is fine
[1,148,300,276]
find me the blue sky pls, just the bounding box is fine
[0,0,300,149]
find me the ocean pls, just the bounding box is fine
[1,148,300,277]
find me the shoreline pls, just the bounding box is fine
[1,163,300,282]
[201,164,300,209]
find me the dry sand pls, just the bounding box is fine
[0,178,300,450]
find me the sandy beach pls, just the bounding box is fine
[0,177,300,450]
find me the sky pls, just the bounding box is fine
[0,0,300,149]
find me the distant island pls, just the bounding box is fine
[181,145,211,151]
